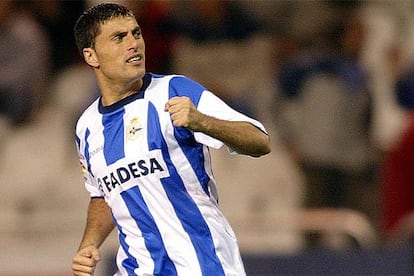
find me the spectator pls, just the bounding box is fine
[33,0,86,75]
[0,0,50,126]
[381,65,414,237]
[357,0,414,239]
[277,8,379,222]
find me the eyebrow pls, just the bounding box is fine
[132,26,141,33]
[109,26,141,39]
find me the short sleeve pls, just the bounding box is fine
[77,145,103,198]
[194,90,267,150]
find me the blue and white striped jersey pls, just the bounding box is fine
[75,73,266,276]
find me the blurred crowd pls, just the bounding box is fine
[2,0,414,261]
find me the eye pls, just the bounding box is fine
[112,32,127,42]
[132,28,141,39]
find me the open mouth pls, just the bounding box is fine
[126,54,143,63]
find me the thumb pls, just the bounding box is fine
[89,247,101,262]
[81,246,101,262]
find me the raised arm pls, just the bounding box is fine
[165,96,271,157]
[72,198,115,276]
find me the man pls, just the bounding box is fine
[72,3,270,276]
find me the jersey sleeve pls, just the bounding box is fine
[76,135,103,198]
[195,90,267,150]
[78,153,103,197]
[168,75,267,150]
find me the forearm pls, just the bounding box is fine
[195,114,271,157]
[79,198,115,250]
[165,96,271,157]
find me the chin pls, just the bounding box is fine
[127,68,145,80]
[136,66,146,76]
[138,69,146,78]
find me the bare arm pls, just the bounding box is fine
[72,198,115,276]
[165,96,271,157]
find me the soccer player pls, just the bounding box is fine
[71,3,271,276]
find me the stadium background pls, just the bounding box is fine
[1,0,414,275]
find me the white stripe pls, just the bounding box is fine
[114,247,128,276]
[140,179,202,275]
[111,196,155,275]
[148,75,245,274]
[123,101,148,155]
[145,76,203,275]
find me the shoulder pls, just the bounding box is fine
[150,73,204,89]
[170,74,206,92]
[76,97,100,134]
[148,73,207,106]
[164,74,207,104]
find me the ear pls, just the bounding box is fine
[83,48,99,68]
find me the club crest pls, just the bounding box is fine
[126,117,143,140]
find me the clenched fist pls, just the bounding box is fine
[72,245,101,276]
[164,96,206,131]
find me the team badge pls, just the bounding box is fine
[80,161,87,174]
[78,159,89,181]
[126,117,143,140]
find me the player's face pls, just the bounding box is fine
[86,16,146,85]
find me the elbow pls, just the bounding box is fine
[250,135,271,157]
[263,140,272,155]
[258,142,272,157]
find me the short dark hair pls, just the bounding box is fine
[73,3,134,55]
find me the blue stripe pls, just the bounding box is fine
[75,135,80,149]
[147,103,165,150]
[84,128,94,177]
[147,102,224,276]
[175,128,210,195]
[168,77,211,195]
[113,220,139,274]
[121,186,177,276]
[102,108,125,165]
[159,172,225,275]
[169,76,205,106]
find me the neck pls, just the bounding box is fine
[99,77,144,106]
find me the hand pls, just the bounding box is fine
[164,96,204,130]
[72,245,101,276]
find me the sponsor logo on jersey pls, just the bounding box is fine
[89,145,103,158]
[97,156,167,193]
[126,117,143,140]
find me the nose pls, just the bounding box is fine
[126,33,139,50]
